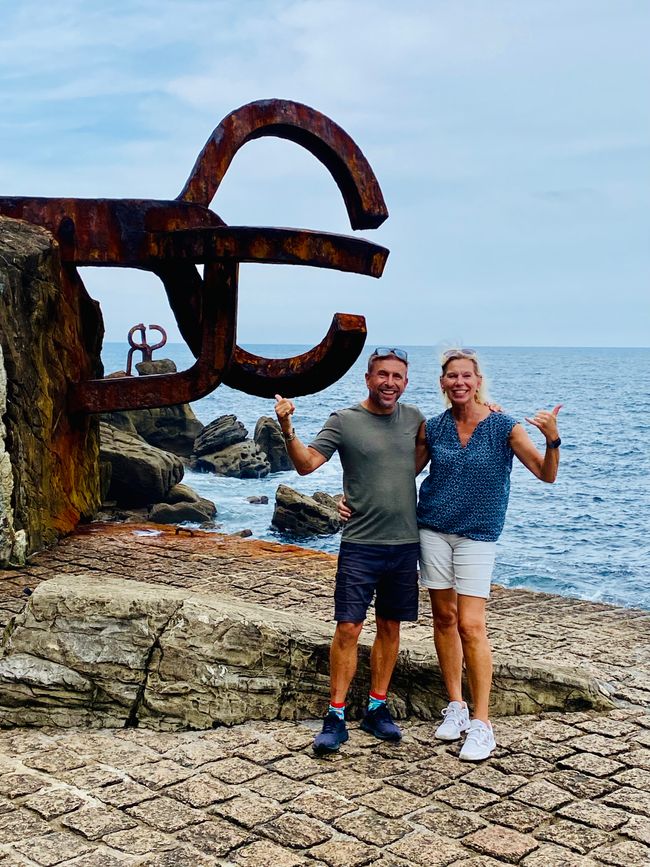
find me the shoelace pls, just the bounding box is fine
[466,725,491,747]
[442,705,464,722]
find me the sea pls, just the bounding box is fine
[102,343,650,612]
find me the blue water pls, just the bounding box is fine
[102,343,650,611]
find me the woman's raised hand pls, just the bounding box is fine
[525,404,562,442]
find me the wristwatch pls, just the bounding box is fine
[547,437,561,449]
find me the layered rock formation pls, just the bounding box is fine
[0,573,613,730]
[0,217,103,565]
[254,416,291,472]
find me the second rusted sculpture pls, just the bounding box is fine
[0,99,389,413]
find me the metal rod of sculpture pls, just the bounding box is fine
[0,99,389,413]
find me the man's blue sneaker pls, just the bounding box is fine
[360,703,402,741]
[313,711,349,755]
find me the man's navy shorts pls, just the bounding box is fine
[334,541,420,623]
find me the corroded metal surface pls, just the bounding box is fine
[125,324,167,375]
[0,100,389,412]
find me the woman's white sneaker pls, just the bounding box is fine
[435,701,470,741]
[459,719,496,761]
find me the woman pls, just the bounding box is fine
[416,348,561,761]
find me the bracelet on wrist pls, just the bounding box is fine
[546,437,561,449]
[283,428,296,443]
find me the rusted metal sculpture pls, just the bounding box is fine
[125,324,167,376]
[0,99,388,413]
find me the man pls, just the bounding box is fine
[274,348,424,754]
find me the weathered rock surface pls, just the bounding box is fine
[99,423,184,507]
[0,217,103,564]
[272,485,342,536]
[102,359,204,458]
[192,440,270,478]
[0,573,612,730]
[254,416,291,472]
[193,414,247,457]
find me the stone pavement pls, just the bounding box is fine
[0,524,649,865]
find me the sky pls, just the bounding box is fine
[1,0,648,348]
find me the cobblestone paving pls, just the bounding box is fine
[1,524,649,864]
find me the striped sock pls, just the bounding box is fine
[368,691,387,712]
[328,702,345,720]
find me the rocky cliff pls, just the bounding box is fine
[0,217,103,564]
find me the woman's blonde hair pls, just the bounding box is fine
[439,349,490,407]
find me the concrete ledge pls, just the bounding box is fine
[0,575,612,730]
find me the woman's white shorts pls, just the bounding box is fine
[418,529,497,599]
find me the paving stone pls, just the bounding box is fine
[619,749,650,771]
[417,805,488,837]
[510,738,576,763]
[521,843,599,865]
[126,795,206,832]
[207,756,267,783]
[601,785,650,816]
[570,734,630,757]
[61,764,124,790]
[271,728,315,752]
[260,811,332,848]
[0,773,48,798]
[116,727,191,753]
[234,839,316,866]
[557,799,628,831]
[312,769,381,798]
[177,817,255,856]
[103,826,177,854]
[355,784,428,818]
[138,845,217,866]
[64,852,133,867]
[513,780,573,810]
[83,742,158,769]
[247,772,308,803]
[435,782,499,811]
[270,754,324,781]
[416,752,468,779]
[61,805,138,840]
[164,739,228,767]
[128,759,192,790]
[288,789,356,822]
[545,770,617,799]
[355,757,411,780]
[388,831,468,866]
[387,768,449,797]
[309,838,380,867]
[527,720,582,742]
[480,800,549,833]
[492,755,555,777]
[464,825,539,863]
[22,787,86,819]
[590,840,650,866]
[460,765,528,795]
[21,748,86,773]
[165,772,235,807]
[236,739,292,763]
[333,807,411,845]
[576,718,639,738]
[212,792,284,828]
[613,768,650,791]
[94,779,157,808]
[535,818,610,854]
[558,753,625,777]
[620,815,650,846]
[0,809,52,844]
[11,831,95,866]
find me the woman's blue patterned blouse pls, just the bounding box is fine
[417,410,519,542]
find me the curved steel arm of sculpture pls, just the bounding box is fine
[224,313,367,398]
[179,99,388,230]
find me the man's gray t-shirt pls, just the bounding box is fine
[309,403,425,545]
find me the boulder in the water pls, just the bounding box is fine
[254,416,291,472]
[193,415,248,457]
[272,485,342,536]
[192,441,270,479]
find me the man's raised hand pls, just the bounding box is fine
[274,394,296,433]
